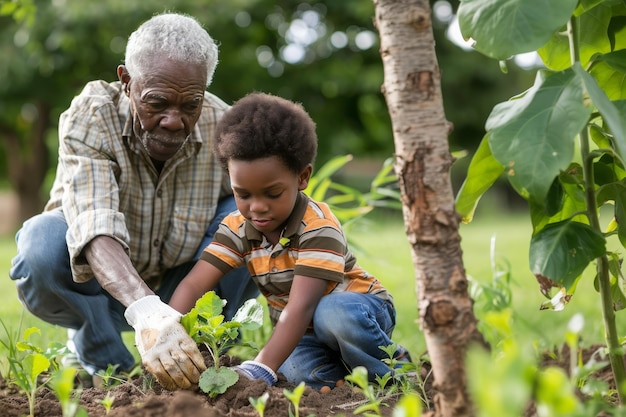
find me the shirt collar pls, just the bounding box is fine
[244,191,309,244]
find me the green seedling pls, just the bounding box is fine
[51,367,88,417]
[379,344,416,374]
[345,366,383,417]
[6,326,68,417]
[98,392,116,415]
[283,381,314,417]
[378,344,418,394]
[0,318,21,380]
[392,392,422,417]
[249,392,269,417]
[94,363,127,389]
[181,291,263,397]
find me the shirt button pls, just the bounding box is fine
[153,239,160,247]
[156,189,163,198]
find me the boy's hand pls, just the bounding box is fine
[233,360,278,386]
[124,295,206,390]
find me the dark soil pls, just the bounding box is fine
[0,353,429,417]
[0,345,615,417]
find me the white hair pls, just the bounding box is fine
[124,13,218,87]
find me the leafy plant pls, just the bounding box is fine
[391,392,422,417]
[0,318,22,380]
[50,367,88,417]
[181,291,263,397]
[455,0,626,402]
[305,155,401,236]
[4,326,67,417]
[345,366,387,417]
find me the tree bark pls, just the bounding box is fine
[373,1,481,416]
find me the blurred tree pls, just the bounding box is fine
[0,0,389,224]
[0,0,532,226]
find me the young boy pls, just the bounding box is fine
[169,92,409,389]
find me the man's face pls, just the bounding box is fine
[125,58,207,162]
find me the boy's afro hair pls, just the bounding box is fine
[214,92,317,173]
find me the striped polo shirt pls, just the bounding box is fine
[200,192,393,324]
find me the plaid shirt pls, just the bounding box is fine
[46,80,230,284]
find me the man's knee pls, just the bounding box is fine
[11,210,70,281]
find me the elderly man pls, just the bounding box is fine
[9,13,257,390]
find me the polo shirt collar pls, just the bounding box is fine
[244,191,309,244]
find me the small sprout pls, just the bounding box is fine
[249,392,269,417]
[98,392,116,415]
[345,366,382,416]
[283,381,306,417]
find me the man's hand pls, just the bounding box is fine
[232,360,278,386]
[124,295,206,390]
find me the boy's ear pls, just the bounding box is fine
[298,165,313,191]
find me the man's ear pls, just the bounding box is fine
[298,165,313,191]
[117,65,131,95]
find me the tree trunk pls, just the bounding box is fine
[373,1,482,416]
[2,100,50,226]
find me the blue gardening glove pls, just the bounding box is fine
[233,360,278,386]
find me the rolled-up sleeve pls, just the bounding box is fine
[58,92,130,282]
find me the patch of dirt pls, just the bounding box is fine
[0,354,430,417]
[0,345,616,417]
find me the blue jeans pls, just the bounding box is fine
[278,292,398,389]
[9,196,258,374]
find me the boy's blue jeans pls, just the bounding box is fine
[278,292,398,389]
[9,196,257,375]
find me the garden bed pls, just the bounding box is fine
[0,345,617,416]
[0,352,426,417]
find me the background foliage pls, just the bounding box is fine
[0,0,534,219]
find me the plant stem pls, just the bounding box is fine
[570,16,626,403]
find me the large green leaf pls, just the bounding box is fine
[538,4,612,70]
[455,134,504,223]
[458,0,578,60]
[589,50,626,100]
[530,220,606,290]
[529,166,588,234]
[487,70,590,203]
[573,64,626,159]
[613,183,626,247]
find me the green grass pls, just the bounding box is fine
[352,207,626,358]
[1,207,624,369]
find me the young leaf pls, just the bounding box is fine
[199,367,239,398]
[231,298,263,331]
[455,134,504,223]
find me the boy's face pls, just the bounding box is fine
[228,156,311,243]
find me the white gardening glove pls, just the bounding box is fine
[124,295,206,390]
